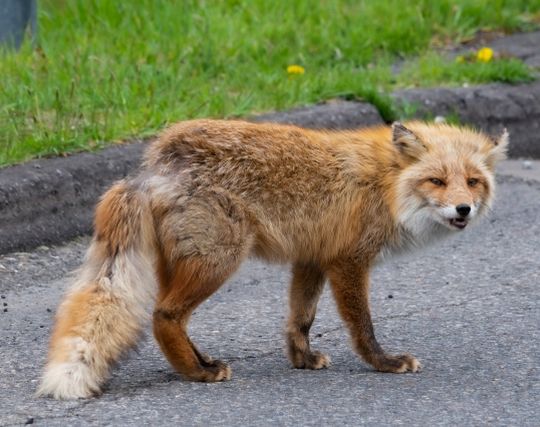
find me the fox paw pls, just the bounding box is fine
[374,354,421,373]
[190,359,232,382]
[291,350,331,370]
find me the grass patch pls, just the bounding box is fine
[1,0,539,166]
[398,53,535,87]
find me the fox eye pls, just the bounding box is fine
[467,178,479,187]
[429,178,444,186]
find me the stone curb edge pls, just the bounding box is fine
[1,81,540,254]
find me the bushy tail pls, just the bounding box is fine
[37,181,157,399]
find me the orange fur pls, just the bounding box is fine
[38,119,507,399]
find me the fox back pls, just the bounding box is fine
[144,120,507,261]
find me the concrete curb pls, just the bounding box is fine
[0,141,146,254]
[1,78,540,254]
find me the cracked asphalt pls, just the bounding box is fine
[0,162,539,426]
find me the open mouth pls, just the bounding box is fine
[449,218,468,229]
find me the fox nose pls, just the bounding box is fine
[456,204,471,217]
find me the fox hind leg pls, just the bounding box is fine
[152,190,251,381]
[287,262,331,370]
[153,257,241,382]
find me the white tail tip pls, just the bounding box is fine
[37,361,102,400]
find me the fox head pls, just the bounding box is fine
[392,121,508,242]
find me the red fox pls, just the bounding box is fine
[38,119,508,399]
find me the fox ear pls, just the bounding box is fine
[486,128,509,167]
[392,122,426,160]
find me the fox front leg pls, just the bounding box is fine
[286,262,331,370]
[327,259,420,373]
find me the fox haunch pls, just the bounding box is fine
[38,119,508,399]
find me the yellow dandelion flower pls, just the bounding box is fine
[287,64,305,75]
[477,47,494,63]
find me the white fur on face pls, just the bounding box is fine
[396,192,452,245]
[438,205,465,220]
[398,192,485,236]
[378,194,452,263]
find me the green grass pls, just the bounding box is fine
[1,0,539,166]
[398,54,535,87]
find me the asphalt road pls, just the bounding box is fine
[0,162,539,426]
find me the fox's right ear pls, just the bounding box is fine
[392,122,426,160]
